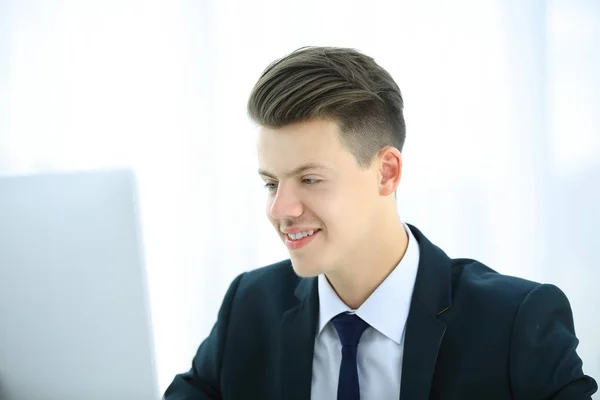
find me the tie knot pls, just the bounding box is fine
[331,313,369,347]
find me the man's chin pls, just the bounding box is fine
[289,259,323,278]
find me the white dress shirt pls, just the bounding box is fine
[310,224,420,400]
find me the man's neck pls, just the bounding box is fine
[325,216,409,310]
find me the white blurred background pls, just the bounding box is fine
[1,0,598,394]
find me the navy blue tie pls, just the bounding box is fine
[332,312,370,400]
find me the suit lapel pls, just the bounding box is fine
[400,225,453,400]
[279,273,319,400]
[400,300,447,399]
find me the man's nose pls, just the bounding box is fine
[269,184,303,220]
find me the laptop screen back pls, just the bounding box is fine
[0,169,159,400]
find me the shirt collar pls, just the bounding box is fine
[317,223,420,344]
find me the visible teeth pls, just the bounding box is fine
[287,230,316,241]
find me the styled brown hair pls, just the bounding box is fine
[247,46,406,167]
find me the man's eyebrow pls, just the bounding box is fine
[258,162,331,179]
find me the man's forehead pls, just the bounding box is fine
[256,120,348,178]
[258,132,334,152]
[257,120,342,147]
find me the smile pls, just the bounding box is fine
[284,229,321,250]
[287,230,317,241]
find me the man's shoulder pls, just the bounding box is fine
[448,258,542,311]
[410,224,545,310]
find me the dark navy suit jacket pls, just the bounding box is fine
[164,224,597,399]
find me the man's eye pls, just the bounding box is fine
[264,183,278,191]
[303,178,320,184]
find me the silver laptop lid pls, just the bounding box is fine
[0,168,159,400]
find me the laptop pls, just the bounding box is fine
[0,169,160,400]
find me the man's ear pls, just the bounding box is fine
[378,147,402,196]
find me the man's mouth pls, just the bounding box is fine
[283,229,322,250]
[286,229,320,241]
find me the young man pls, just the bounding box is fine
[164,47,597,399]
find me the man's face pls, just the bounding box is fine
[257,119,381,277]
